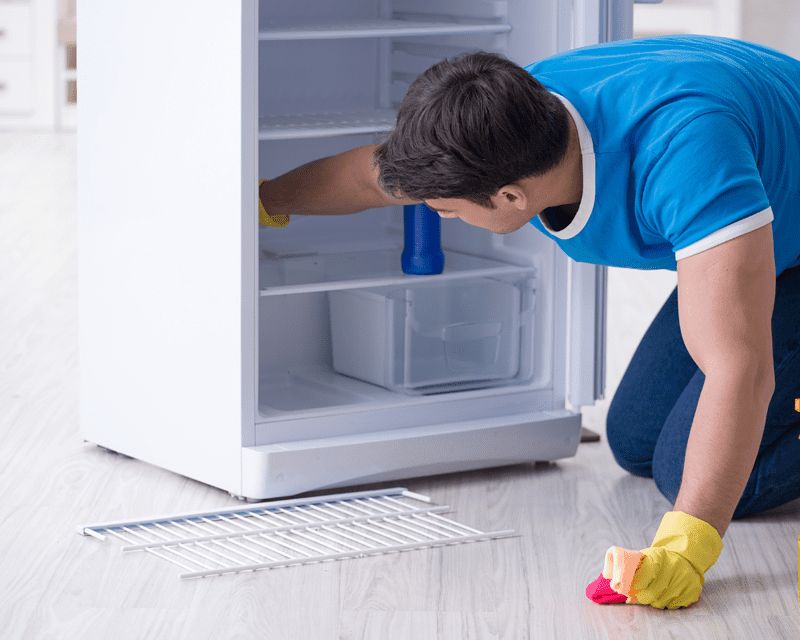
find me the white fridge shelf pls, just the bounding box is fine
[259,248,536,296]
[259,19,512,41]
[259,109,397,140]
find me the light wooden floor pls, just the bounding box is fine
[1,132,799,640]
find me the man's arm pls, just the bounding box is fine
[259,144,420,218]
[673,223,776,538]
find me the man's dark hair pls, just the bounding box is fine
[375,51,570,208]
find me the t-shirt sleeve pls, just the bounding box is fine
[639,111,773,261]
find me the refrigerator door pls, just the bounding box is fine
[563,0,635,408]
[567,262,608,408]
[573,0,634,49]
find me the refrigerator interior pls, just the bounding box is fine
[255,0,574,446]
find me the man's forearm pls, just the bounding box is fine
[673,369,774,538]
[259,145,416,218]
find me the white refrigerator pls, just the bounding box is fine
[78,0,635,500]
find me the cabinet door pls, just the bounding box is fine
[0,61,33,113]
[0,3,33,57]
[0,0,56,127]
[78,0,258,495]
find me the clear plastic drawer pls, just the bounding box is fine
[329,277,532,394]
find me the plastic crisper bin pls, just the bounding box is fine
[329,278,527,394]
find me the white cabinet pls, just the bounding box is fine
[0,0,57,129]
[79,0,616,500]
[0,59,33,112]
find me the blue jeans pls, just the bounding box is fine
[606,265,800,519]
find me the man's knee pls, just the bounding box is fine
[651,459,680,505]
[606,397,655,478]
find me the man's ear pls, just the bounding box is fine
[498,184,527,210]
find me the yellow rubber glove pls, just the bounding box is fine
[602,511,724,610]
[259,179,290,227]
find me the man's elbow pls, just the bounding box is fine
[745,345,776,404]
[755,361,776,406]
[706,352,775,408]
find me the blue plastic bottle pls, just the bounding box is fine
[402,203,445,275]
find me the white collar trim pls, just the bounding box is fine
[538,93,595,240]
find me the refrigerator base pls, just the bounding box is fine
[242,409,581,500]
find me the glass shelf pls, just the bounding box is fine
[259,19,511,41]
[259,109,397,141]
[259,248,535,296]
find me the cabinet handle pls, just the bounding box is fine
[0,30,5,38]
[0,83,6,91]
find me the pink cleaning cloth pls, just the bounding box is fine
[586,573,629,604]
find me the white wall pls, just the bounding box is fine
[741,0,800,59]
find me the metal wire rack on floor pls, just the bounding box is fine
[77,487,515,579]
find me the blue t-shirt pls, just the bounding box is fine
[526,35,800,275]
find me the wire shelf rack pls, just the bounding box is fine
[257,19,512,41]
[77,487,515,580]
[258,109,397,140]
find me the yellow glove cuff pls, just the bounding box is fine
[259,179,290,228]
[649,511,724,576]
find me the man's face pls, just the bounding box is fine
[424,188,538,235]
[423,197,526,234]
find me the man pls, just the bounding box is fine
[259,35,800,609]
